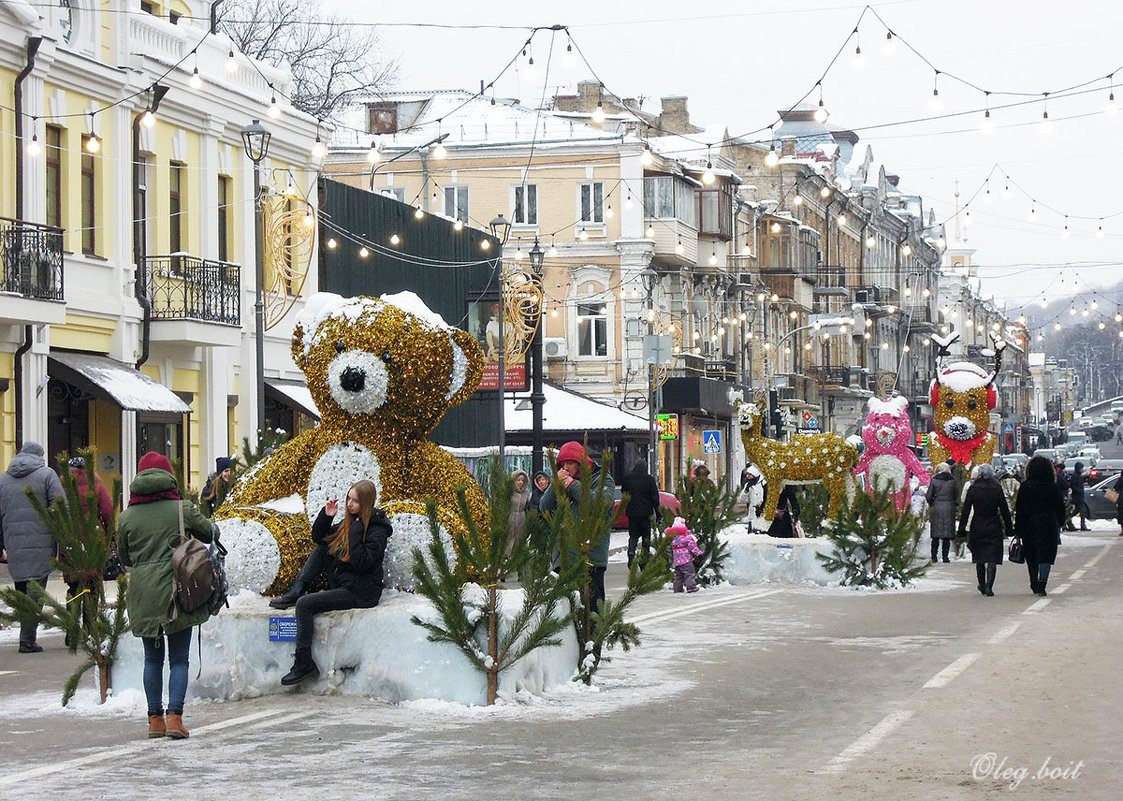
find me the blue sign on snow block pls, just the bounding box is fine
[269,617,297,642]
[703,430,722,454]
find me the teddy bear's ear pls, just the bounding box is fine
[446,327,484,406]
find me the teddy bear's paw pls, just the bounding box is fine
[215,516,284,593]
[380,501,461,592]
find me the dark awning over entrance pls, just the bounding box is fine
[48,352,192,414]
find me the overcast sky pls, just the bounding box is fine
[324,0,1123,320]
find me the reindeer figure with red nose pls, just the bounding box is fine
[927,331,1006,468]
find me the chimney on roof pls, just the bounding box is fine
[780,137,797,157]
[658,96,692,134]
[577,80,601,111]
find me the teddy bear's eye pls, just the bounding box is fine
[335,341,346,353]
[381,351,393,364]
[945,399,954,409]
[967,399,977,410]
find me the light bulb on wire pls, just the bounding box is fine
[1107,76,1118,114]
[883,29,897,55]
[851,29,865,69]
[367,139,381,164]
[189,66,203,90]
[980,92,993,133]
[311,136,326,160]
[930,71,943,111]
[267,92,282,119]
[26,131,40,156]
[141,108,156,128]
[225,49,237,73]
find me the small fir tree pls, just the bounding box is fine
[410,460,584,705]
[674,474,737,586]
[795,482,830,536]
[552,450,670,684]
[0,450,130,704]
[816,482,929,588]
[240,428,291,470]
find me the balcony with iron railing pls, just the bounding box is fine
[140,255,243,345]
[0,216,66,325]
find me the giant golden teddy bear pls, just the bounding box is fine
[215,291,488,595]
[927,332,1006,468]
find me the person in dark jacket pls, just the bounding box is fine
[762,484,801,538]
[925,462,958,562]
[1054,461,1075,531]
[200,456,234,516]
[281,479,392,686]
[619,458,661,567]
[1113,472,1123,536]
[117,451,215,739]
[540,441,616,614]
[957,463,1013,596]
[0,441,64,653]
[1068,462,1090,531]
[529,471,550,510]
[1014,455,1067,596]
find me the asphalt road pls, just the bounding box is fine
[1,527,1120,800]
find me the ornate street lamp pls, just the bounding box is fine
[488,214,512,458]
[640,267,659,482]
[528,238,546,474]
[240,119,271,439]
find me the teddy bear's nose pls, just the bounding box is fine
[340,366,366,392]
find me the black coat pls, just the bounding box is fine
[925,472,958,539]
[958,477,1013,563]
[620,464,660,518]
[310,507,392,606]
[1013,477,1065,565]
[765,485,800,538]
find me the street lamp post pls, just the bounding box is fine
[488,213,512,461]
[240,119,271,440]
[641,267,659,484]
[528,238,545,474]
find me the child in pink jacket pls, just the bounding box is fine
[667,517,702,593]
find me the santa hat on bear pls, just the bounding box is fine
[665,516,690,536]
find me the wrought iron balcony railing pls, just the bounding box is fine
[0,216,64,301]
[141,254,241,326]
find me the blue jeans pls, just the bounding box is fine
[142,628,192,716]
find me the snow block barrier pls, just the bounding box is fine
[111,589,579,706]
[722,532,839,586]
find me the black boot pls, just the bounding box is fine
[269,580,306,609]
[1036,580,1047,597]
[976,563,987,595]
[1030,579,1040,595]
[984,563,996,596]
[281,647,319,685]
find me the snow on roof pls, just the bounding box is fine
[504,383,648,433]
[332,90,631,151]
[49,352,192,414]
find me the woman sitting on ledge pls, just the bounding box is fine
[278,480,392,686]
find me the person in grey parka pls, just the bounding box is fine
[0,442,64,653]
[925,462,958,563]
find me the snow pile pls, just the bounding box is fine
[722,530,839,586]
[111,590,578,706]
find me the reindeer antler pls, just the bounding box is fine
[986,331,1007,385]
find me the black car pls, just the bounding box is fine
[1086,476,1122,520]
[1088,459,1123,483]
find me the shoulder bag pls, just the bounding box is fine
[1008,535,1025,564]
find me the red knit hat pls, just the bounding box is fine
[137,451,173,474]
[556,441,593,467]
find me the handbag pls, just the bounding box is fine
[103,551,124,581]
[1106,488,1120,504]
[1008,536,1025,564]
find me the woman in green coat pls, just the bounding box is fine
[118,452,215,740]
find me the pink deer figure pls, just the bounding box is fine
[855,395,930,511]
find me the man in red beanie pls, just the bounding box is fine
[539,441,617,614]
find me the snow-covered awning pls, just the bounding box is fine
[266,379,320,420]
[48,352,192,414]
[504,384,648,433]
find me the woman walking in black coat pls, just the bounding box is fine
[957,463,1013,596]
[925,462,958,562]
[1014,455,1066,596]
[280,479,392,686]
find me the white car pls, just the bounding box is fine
[1080,446,1102,461]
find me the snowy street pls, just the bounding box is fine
[1,525,1120,800]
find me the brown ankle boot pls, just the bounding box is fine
[147,714,166,739]
[165,713,189,739]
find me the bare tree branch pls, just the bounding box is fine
[218,0,398,122]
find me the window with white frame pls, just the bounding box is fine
[380,188,406,202]
[577,302,608,357]
[512,183,537,225]
[578,182,604,225]
[444,185,469,223]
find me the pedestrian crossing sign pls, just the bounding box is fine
[703,430,722,454]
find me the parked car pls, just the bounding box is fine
[1088,459,1123,483]
[1033,448,1061,463]
[1086,476,1123,520]
[612,490,680,530]
[1006,453,1030,471]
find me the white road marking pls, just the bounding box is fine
[1068,569,1085,581]
[1050,583,1071,595]
[0,708,290,785]
[820,709,914,774]
[1024,598,1051,614]
[923,653,980,689]
[629,589,781,626]
[1083,543,1113,569]
[0,670,17,677]
[987,622,1022,645]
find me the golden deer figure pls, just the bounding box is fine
[736,394,860,522]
